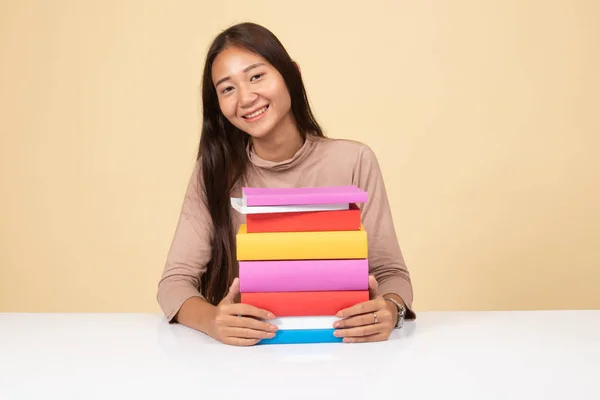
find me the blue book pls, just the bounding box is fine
[258,328,342,345]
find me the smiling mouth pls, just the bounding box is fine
[242,105,269,119]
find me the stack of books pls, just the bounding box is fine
[231,185,370,344]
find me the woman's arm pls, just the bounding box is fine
[157,161,215,323]
[353,144,416,320]
[157,162,277,345]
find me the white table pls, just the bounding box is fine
[1,310,599,399]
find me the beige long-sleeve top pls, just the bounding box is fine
[157,135,415,321]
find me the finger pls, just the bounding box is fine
[334,308,392,329]
[336,298,383,318]
[368,275,380,299]
[334,323,381,338]
[221,326,276,340]
[224,314,278,333]
[223,303,275,320]
[219,278,240,305]
[343,333,388,343]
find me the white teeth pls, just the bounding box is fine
[244,106,267,118]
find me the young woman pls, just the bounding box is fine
[157,22,415,346]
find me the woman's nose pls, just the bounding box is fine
[238,84,258,107]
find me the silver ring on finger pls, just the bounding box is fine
[373,312,377,324]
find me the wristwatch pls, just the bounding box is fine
[384,297,406,329]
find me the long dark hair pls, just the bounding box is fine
[197,22,324,305]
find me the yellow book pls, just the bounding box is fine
[236,224,368,261]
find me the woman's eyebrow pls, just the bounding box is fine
[243,62,265,73]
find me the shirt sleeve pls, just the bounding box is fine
[157,161,213,322]
[353,144,416,319]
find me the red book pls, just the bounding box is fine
[241,291,369,316]
[245,203,361,233]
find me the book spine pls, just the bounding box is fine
[258,329,341,345]
[269,316,339,330]
[236,225,368,260]
[231,197,351,215]
[241,291,369,316]
[244,192,368,207]
[239,259,368,292]
[245,205,361,233]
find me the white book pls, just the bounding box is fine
[230,198,349,215]
[270,316,339,330]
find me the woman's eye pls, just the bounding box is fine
[250,73,264,81]
[221,86,234,94]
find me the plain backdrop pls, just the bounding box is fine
[1,1,599,313]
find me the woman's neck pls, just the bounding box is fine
[251,118,304,162]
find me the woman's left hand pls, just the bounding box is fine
[333,275,398,343]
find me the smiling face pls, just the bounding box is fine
[211,45,296,141]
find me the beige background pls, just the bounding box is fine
[1,1,599,313]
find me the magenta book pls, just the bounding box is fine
[239,259,368,292]
[242,185,368,207]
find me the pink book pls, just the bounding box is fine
[238,259,369,292]
[242,185,368,207]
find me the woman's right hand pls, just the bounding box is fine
[209,278,278,346]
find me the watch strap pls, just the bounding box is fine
[384,297,406,328]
